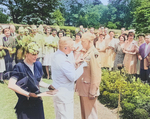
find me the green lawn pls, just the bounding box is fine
[0,79,55,119]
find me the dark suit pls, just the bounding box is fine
[2,36,16,72]
[139,43,150,81]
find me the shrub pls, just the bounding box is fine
[107,22,117,29]
[133,108,148,119]
[99,69,150,118]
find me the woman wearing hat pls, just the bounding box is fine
[8,42,57,119]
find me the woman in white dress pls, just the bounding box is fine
[42,27,54,79]
[0,26,6,82]
[73,33,84,62]
[95,32,106,67]
[105,31,119,70]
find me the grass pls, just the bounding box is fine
[0,79,55,119]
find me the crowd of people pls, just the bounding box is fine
[0,24,150,119]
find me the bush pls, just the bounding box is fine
[99,69,150,118]
[107,22,117,29]
[121,101,136,118]
[133,108,148,119]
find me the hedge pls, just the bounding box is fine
[99,69,150,119]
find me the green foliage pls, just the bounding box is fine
[0,11,9,23]
[133,0,150,33]
[107,22,117,29]
[99,69,150,118]
[52,9,65,26]
[0,0,60,24]
[133,108,148,119]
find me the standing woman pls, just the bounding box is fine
[123,32,139,75]
[8,42,54,119]
[95,32,106,67]
[73,32,83,61]
[113,35,125,70]
[42,27,53,79]
[105,31,119,70]
[0,26,6,82]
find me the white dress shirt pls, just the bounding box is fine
[51,49,84,91]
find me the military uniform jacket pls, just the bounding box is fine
[76,46,101,96]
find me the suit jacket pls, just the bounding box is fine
[139,43,150,70]
[3,36,16,48]
[2,36,16,62]
[76,46,101,97]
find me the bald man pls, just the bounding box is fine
[50,37,87,119]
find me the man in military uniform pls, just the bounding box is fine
[76,32,101,119]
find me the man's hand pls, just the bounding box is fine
[48,85,55,90]
[46,90,58,95]
[29,93,38,98]
[88,93,95,100]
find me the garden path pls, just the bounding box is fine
[74,92,118,119]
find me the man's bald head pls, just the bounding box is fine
[59,37,73,49]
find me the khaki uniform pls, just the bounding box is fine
[76,46,101,119]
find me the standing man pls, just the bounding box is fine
[138,34,150,83]
[2,28,16,73]
[76,32,101,119]
[49,36,87,119]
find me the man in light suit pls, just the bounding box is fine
[138,34,150,83]
[50,36,87,119]
[76,32,101,119]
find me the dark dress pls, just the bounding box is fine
[11,61,45,119]
[114,43,125,70]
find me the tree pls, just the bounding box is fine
[108,0,141,29]
[133,0,150,33]
[0,0,60,24]
[52,9,65,26]
[0,11,9,23]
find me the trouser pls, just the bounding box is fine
[80,96,98,119]
[53,87,74,119]
[53,101,73,119]
[140,68,150,82]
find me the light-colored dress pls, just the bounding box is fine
[42,35,55,66]
[105,38,119,68]
[0,34,6,72]
[96,40,106,67]
[73,41,83,61]
[123,40,138,74]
